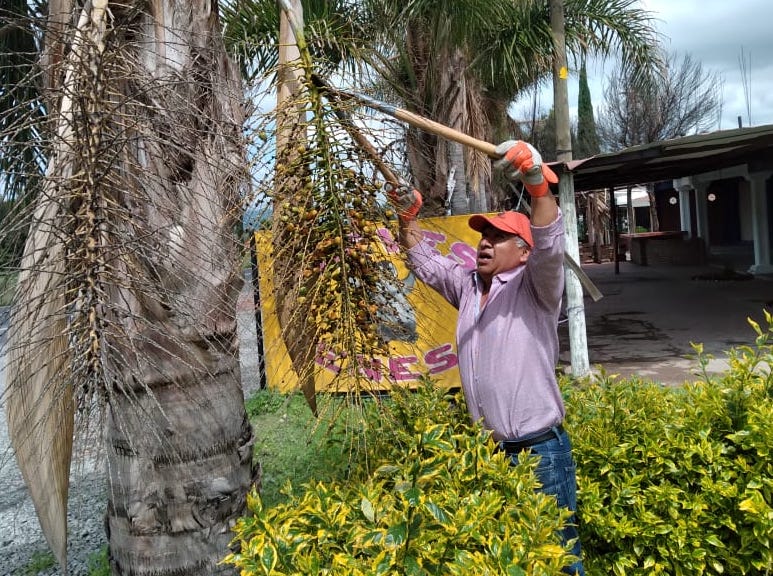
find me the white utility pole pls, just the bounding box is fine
[549,0,590,376]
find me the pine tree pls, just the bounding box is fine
[576,60,600,159]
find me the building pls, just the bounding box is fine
[560,124,773,275]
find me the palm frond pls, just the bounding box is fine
[564,0,664,80]
[222,0,373,83]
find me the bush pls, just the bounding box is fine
[232,312,773,575]
[226,383,577,575]
[568,311,773,575]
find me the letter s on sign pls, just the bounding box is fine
[424,344,458,374]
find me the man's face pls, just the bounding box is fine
[475,225,530,282]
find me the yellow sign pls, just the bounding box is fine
[254,214,484,393]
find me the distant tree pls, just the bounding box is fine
[596,51,720,231]
[597,51,721,151]
[520,107,558,163]
[575,60,600,159]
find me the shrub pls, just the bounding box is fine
[568,311,773,575]
[233,313,773,575]
[226,383,577,575]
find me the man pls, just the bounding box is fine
[387,140,584,575]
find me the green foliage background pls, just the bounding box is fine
[231,383,573,575]
[570,313,773,575]
[233,311,773,575]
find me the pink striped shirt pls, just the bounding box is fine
[407,211,566,441]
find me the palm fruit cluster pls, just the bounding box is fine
[270,98,405,378]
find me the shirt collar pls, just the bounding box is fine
[472,264,524,291]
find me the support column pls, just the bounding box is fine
[748,171,773,275]
[550,0,589,378]
[674,177,693,238]
[694,181,710,242]
[559,173,590,377]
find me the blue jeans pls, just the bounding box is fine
[504,427,585,576]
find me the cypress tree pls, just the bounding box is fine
[576,60,600,159]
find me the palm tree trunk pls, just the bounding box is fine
[101,3,258,573]
[105,370,255,575]
[7,2,258,574]
[448,142,468,214]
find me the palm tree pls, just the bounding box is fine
[3,1,258,573]
[225,0,662,214]
[364,0,664,213]
[0,0,47,269]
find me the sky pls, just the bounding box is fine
[513,0,773,131]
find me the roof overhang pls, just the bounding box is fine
[551,124,773,192]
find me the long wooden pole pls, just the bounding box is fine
[332,89,498,158]
[326,86,603,302]
[315,83,602,301]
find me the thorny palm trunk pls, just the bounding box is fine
[8,1,258,574]
[101,4,258,574]
[272,1,319,414]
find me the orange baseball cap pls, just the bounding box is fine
[468,211,533,247]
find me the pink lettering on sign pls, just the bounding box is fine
[315,343,458,383]
[419,228,477,269]
[447,242,477,270]
[357,355,383,382]
[421,230,447,257]
[316,347,341,374]
[377,227,400,254]
[424,343,458,374]
[378,226,475,269]
[388,356,422,381]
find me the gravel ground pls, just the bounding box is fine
[0,271,262,575]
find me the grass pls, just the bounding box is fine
[0,270,17,306]
[86,546,110,576]
[17,543,108,575]
[245,387,371,506]
[17,551,55,576]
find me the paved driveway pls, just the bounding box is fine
[559,262,773,385]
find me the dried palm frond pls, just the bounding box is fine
[2,1,258,573]
[5,1,113,565]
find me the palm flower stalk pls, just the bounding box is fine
[268,2,411,414]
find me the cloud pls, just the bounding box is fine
[512,0,773,131]
[644,0,773,128]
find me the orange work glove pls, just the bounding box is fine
[385,182,422,221]
[493,140,558,198]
